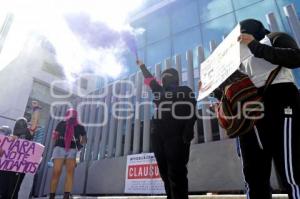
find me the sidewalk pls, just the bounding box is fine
[35,194,288,199]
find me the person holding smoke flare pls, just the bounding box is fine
[49,108,87,199]
[136,60,197,199]
[0,101,41,199]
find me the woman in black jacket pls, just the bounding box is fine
[238,19,300,199]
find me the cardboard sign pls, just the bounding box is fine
[198,24,251,100]
[0,134,45,174]
[125,153,165,194]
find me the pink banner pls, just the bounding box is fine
[0,134,45,174]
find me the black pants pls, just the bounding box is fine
[239,83,300,199]
[0,171,25,199]
[152,133,190,199]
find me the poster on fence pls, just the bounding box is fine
[125,153,165,194]
[197,24,251,100]
[0,134,45,174]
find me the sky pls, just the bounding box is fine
[0,0,145,80]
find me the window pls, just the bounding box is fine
[232,0,263,9]
[171,0,199,34]
[146,11,171,44]
[235,0,285,31]
[201,13,237,57]
[198,0,234,23]
[146,38,171,67]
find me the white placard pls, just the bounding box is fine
[197,24,251,100]
[124,153,165,194]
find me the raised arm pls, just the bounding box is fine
[137,60,163,93]
[239,33,300,68]
[29,101,41,135]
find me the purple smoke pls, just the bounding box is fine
[65,13,138,57]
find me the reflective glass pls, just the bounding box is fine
[171,0,199,34]
[199,0,234,23]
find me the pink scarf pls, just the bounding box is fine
[64,109,79,151]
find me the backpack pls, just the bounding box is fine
[216,67,281,138]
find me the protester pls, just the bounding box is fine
[236,19,300,199]
[0,125,12,199]
[136,60,197,199]
[0,101,41,199]
[49,108,87,199]
[18,126,45,199]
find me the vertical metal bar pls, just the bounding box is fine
[133,72,143,154]
[99,85,112,159]
[164,57,172,69]
[107,83,120,158]
[266,12,280,32]
[115,81,126,157]
[284,4,300,46]
[124,74,136,156]
[92,92,105,160]
[142,83,151,153]
[186,49,195,91]
[175,54,182,85]
[210,41,227,141]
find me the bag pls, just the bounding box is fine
[216,67,281,138]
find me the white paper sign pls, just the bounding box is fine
[197,24,251,100]
[124,153,165,194]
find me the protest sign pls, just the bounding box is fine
[0,134,44,174]
[125,153,165,194]
[197,24,251,100]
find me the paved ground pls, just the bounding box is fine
[35,194,288,199]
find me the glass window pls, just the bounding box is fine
[198,0,234,23]
[293,69,300,88]
[173,27,202,68]
[171,0,199,34]
[146,11,171,44]
[131,19,147,48]
[201,13,237,57]
[146,38,171,67]
[232,0,263,9]
[235,1,285,32]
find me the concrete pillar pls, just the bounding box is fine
[124,74,136,156]
[165,57,172,69]
[107,83,120,158]
[175,54,182,85]
[115,81,127,157]
[99,85,112,159]
[266,12,280,32]
[284,4,300,46]
[133,72,143,154]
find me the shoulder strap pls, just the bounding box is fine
[263,66,281,92]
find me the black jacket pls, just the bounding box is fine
[140,64,197,142]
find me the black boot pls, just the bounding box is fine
[49,193,55,199]
[63,192,71,199]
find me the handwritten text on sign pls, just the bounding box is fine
[0,134,44,174]
[198,24,250,100]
